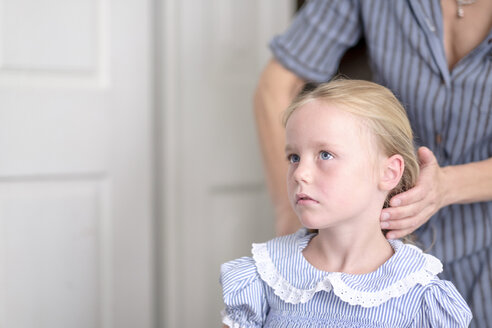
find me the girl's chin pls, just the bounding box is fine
[298,213,343,231]
[299,217,329,230]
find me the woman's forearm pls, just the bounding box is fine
[442,157,492,206]
[253,58,305,235]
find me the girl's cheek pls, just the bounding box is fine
[319,157,335,168]
[287,174,296,192]
[318,162,334,175]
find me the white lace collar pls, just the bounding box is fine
[251,229,442,308]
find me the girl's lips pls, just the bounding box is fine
[296,193,318,205]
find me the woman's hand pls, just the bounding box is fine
[380,147,447,239]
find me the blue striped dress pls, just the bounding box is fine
[269,1,492,326]
[220,229,471,327]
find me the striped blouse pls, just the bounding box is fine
[220,229,472,327]
[270,0,492,264]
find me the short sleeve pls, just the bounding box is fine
[409,279,472,327]
[220,257,268,328]
[270,0,362,82]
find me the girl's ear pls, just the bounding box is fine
[379,154,404,191]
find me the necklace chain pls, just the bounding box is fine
[456,0,478,18]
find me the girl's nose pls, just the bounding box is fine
[293,161,312,184]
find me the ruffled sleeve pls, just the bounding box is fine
[409,279,472,327]
[220,257,268,328]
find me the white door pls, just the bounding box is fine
[0,1,154,328]
[159,1,293,327]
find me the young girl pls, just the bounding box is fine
[220,80,472,327]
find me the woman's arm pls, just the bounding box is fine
[442,157,492,205]
[254,58,305,235]
[380,147,492,239]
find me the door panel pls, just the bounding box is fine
[0,178,107,328]
[0,1,153,327]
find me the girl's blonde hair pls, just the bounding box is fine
[283,79,419,208]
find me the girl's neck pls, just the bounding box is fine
[302,221,394,275]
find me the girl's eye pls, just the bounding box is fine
[320,151,333,160]
[288,154,300,163]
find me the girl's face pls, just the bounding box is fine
[285,100,387,230]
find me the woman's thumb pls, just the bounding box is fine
[418,146,436,167]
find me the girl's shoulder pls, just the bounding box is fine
[219,230,313,328]
[219,229,314,306]
[219,230,304,289]
[408,278,472,327]
[220,255,267,328]
[219,229,305,295]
